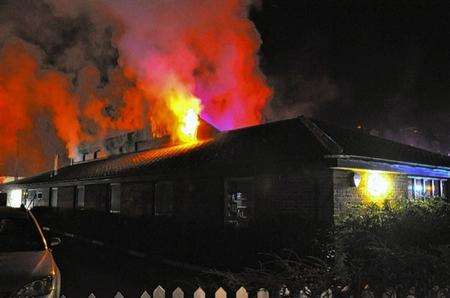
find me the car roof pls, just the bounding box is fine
[0,207,29,219]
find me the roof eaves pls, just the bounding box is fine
[325,154,450,172]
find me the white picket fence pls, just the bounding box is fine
[60,286,332,298]
[59,285,450,298]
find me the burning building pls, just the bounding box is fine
[1,116,449,224]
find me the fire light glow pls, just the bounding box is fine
[167,88,202,143]
[365,171,392,203]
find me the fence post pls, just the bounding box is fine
[194,287,206,298]
[173,287,184,298]
[141,290,151,298]
[216,287,227,298]
[236,287,248,298]
[257,288,270,298]
[154,286,166,298]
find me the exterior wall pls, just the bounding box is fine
[57,186,76,209]
[254,167,333,223]
[25,187,50,207]
[1,162,334,225]
[85,184,109,211]
[121,182,154,217]
[333,169,409,215]
[120,178,224,224]
[180,178,224,224]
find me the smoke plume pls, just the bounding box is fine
[0,0,271,176]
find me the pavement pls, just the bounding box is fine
[46,231,209,298]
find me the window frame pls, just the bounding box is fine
[109,183,121,213]
[409,176,447,199]
[76,185,85,209]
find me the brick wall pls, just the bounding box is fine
[333,169,409,215]
[58,186,75,209]
[120,182,154,217]
[85,184,109,211]
[254,166,334,223]
[180,178,224,224]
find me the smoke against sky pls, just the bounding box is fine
[252,1,449,155]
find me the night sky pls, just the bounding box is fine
[251,0,449,154]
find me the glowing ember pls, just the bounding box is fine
[167,88,202,143]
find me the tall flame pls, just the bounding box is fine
[166,87,202,143]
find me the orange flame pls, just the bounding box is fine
[166,87,202,143]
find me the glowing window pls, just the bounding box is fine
[9,189,22,208]
[414,179,424,198]
[410,177,446,199]
[432,180,441,197]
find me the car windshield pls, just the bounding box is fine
[0,215,46,252]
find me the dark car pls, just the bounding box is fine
[0,207,61,297]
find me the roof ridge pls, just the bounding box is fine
[298,116,344,155]
[317,119,450,160]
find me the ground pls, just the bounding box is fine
[46,231,205,297]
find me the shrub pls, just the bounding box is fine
[334,198,450,294]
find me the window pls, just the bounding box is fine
[433,180,441,197]
[76,186,85,209]
[8,189,22,208]
[409,177,446,199]
[49,188,58,207]
[110,183,121,213]
[440,180,447,198]
[224,178,254,225]
[154,181,174,216]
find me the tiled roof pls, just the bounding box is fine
[314,120,450,168]
[5,117,450,186]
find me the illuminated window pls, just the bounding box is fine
[433,180,441,197]
[424,180,432,196]
[225,178,253,225]
[154,181,174,216]
[409,177,446,199]
[9,189,23,208]
[441,180,447,198]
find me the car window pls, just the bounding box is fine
[0,215,46,252]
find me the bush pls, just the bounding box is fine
[335,198,450,294]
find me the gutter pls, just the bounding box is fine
[325,154,450,173]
